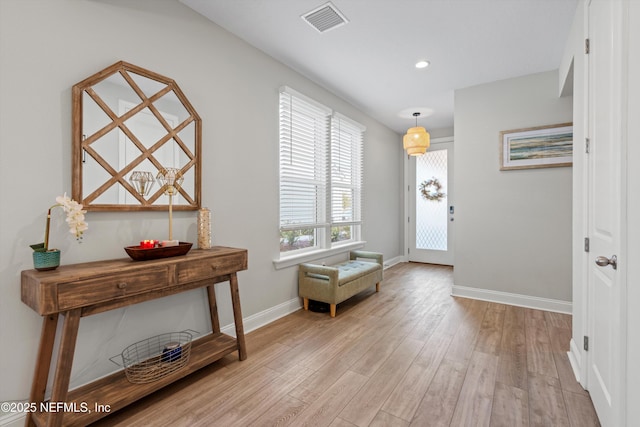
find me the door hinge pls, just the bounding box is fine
[584,237,590,253]
[408,248,410,254]
[585,137,590,154]
[584,336,589,351]
[585,38,590,54]
[408,216,410,223]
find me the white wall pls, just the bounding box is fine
[0,0,403,403]
[453,71,573,305]
[428,127,454,139]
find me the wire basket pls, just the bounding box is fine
[119,331,193,384]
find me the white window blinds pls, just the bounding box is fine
[279,87,331,231]
[279,87,365,255]
[330,113,364,227]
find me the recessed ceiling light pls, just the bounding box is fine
[415,60,430,69]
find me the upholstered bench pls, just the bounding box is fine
[298,250,383,317]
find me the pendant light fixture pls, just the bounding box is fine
[403,112,430,156]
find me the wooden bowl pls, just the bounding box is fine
[124,242,192,261]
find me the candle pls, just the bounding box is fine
[139,240,157,249]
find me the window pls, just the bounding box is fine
[279,87,330,254]
[330,113,364,245]
[279,87,364,256]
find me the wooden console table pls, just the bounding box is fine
[21,246,248,427]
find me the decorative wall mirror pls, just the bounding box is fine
[72,61,201,211]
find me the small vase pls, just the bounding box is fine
[33,249,61,271]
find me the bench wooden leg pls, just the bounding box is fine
[330,304,336,318]
[303,297,309,310]
[376,282,380,292]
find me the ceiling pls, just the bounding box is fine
[180,0,578,134]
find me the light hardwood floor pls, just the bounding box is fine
[93,262,600,427]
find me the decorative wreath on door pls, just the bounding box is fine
[419,177,446,202]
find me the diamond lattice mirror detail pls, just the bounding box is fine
[72,61,201,211]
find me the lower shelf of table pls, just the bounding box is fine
[30,332,240,427]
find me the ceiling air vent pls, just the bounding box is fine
[302,2,349,33]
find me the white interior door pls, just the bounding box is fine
[409,139,454,265]
[586,0,627,424]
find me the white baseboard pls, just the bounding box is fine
[0,409,26,427]
[451,285,572,314]
[383,255,404,269]
[221,297,302,337]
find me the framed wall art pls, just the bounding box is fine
[499,123,573,171]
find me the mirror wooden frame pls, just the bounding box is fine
[72,61,202,211]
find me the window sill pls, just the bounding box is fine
[273,241,366,270]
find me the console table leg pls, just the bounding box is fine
[46,309,81,427]
[25,314,59,427]
[229,273,247,361]
[206,285,220,333]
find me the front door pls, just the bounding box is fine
[586,0,627,424]
[409,138,454,265]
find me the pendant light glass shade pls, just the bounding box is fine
[403,112,430,156]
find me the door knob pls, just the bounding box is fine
[595,255,617,270]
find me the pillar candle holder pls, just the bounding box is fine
[197,208,211,249]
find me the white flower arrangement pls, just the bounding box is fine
[30,193,88,252]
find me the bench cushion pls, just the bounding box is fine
[335,261,381,286]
